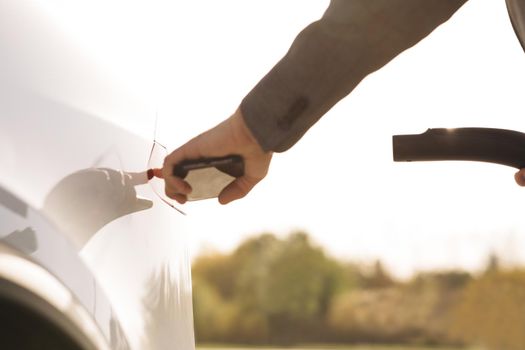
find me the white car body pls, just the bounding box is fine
[0,1,195,349]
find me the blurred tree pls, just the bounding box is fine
[192,252,237,300]
[257,232,344,342]
[451,269,525,350]
[192,232,351,344]
[362,260,395,289]
[327,270,470,345]
[192,276,270,343]
[191,231,489,348]
[485,252,500,275]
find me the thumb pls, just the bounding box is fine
[218,176,257,204]
[515,169,525,186]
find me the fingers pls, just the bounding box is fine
[162,150,193,200]
[164,175,191,201]
[515,169,525,186]
[218,176,257,204]
[160,109,271,204]
[169,192,188,205]
[152,168,163,179]
[161,130,220,201]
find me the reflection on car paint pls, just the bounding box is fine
[0,188,130,349]
[42,168,152,250]
[3,227,37,255]
[140,263,195,349]
[0,186,28,218]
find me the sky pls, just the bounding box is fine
[39,0,525,279]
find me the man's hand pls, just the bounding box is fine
[161,108,273,204]
[515,169,525,186]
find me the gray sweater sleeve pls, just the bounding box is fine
[507,0,525,51]
[240,0,468,152]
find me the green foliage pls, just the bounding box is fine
[192,231,523,349]
[262,234,337,319]
[192,253,238,300]
[192,232,352,344]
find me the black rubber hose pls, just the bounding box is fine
[393,128,525,169]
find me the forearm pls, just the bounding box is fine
[241,0,468,152]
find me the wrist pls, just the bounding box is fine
[231,107,268,155]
